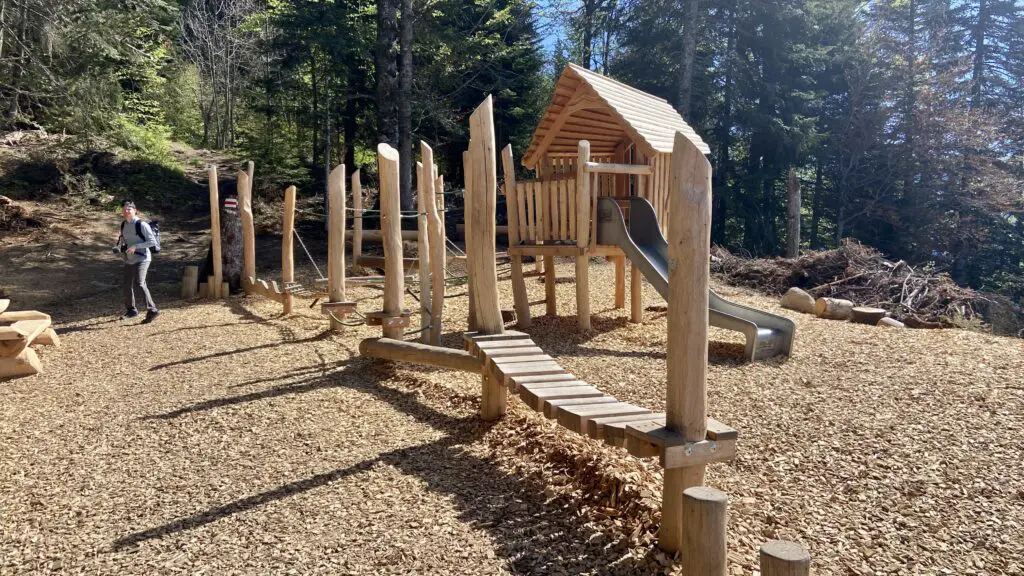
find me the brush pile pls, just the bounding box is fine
[712,239,1023,335]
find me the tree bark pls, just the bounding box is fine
[970,0,988,109]
[376,0,400,157]
[785,168,800,257]
[810,155,823,248]
[398,0,414,211]
[710,2,735,246]
[678,0,699,121]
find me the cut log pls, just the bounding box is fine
[780,287,815,314]
[814,297,854,320]
[877,317,905,328]
[904,316,944,329]
[359,338,481,373]
[181,265,199,299]
[851,307,887,325]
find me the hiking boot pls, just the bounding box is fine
[119,310,139,321]
[142,310,160,324]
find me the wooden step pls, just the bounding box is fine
[507,372,577,392]
[482,346,544,358]
[0,310,51,323]
[623,417,739,467]
[0,319,51,356]
[489,361,565,387]
[488,354,554,372]
[589,412,667,441]
[463,331,532,355]
[519,383,602,411]
[543,396,619,419]
[557,402,651,435]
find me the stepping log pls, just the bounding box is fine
[780,288,815,314]
[489,361,566,387]
[507,372,578,392]
[543,396,619,419]
[814,297,854,320]
[519,383,603,411]
[558,402,651,434]
[851,307,887,325]
[588,412,667,440]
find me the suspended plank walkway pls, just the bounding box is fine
[464,330,737,466]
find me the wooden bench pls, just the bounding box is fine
[0,300,61,378]
[465,331,737,465]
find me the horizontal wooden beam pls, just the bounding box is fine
[359,338,482,373]
[346,229,418,242]
[584,162,653,175]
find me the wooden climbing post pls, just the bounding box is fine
[416,160,432,342]
[614,255,626,308]
[462,150,477,332]
[327,164,347,331]
[501,144,530,329]
[468,96,505,421]
[352,170,363,273]
[760,540,811,576]
[682,486,728,576]
[575,140,591,330]
[660,132,713,554]
[422,144,446,346]
[208,165,223,299]
[238,171,256,294]
[282,185,296,315]
[378,144,405,340]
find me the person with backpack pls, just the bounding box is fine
[114,200,160,323]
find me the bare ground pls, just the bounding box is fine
[1,220,1023,575]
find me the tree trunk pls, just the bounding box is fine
[785,168,800,257]
[678,0,699,121]
[970,0,988,109]
[710,3,735,246]
[810,156,823,248]
[0,0,7,61]
[398,0,414,211]
[376,0,400,156]
[581,0,597,68]
[311,53,320,169]
[344,93,357,176]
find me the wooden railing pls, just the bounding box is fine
[512,176,579,244]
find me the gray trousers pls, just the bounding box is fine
[123,261,157,313]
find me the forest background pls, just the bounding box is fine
[1,0,1022,305]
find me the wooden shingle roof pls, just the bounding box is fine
[522,64,710,169]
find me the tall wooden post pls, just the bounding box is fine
[614,255,626,308]
[462,150,477,332]
[208,166,223,298]
[660,132,713,554]
[786,168,801,258]
[422,145,446,346]
[468,96,506,421]
[327,164,346,331]
[352,170,363,273]
[501,144,531,328]
[282,185,296,314]
[238,171,256,294]
[682,486,728,575]
[246,160,254,184]
[378,144,405,340]
[416,160,432,342]
[575,141,591,330]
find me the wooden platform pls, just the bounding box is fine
[464,330,737,467]
[0,300,61,378]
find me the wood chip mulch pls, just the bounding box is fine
[1,256,1022,575]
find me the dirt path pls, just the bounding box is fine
[2,222,1023,574]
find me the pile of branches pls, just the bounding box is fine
[0,196,46,232]
[712,239,1024,335]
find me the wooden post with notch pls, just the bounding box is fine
[238,171,256,294]
[352,170,363,274]
[327,164,346,330]
[468,96,506,420]
[575,141,591,330]
[282,185,296,314]
[501,144,531,328]
[378,144,405,340]
[660,132,713,554]
[416,160,432,342]
[208,165,222,298]
[422,144,446,345]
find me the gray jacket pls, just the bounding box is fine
[118,218,157,265]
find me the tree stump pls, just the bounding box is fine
[814,297,854,320]
[851,307,887,325]
[780,287,815,314]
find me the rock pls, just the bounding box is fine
[780,287,816,314]
[877,317,905,328]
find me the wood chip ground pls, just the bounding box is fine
[2,253,1022,575]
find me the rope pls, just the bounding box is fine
[292,229,326,280]
[404,325,431,336]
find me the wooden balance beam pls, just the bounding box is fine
[359,338,481,374]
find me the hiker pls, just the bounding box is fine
[114,201,159,323]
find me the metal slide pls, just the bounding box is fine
[596,197,795,361]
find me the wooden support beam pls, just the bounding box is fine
[360,338,481,373]
[614,255,626,308]
[282,185,296,314]
[351,169,363,271]
[416,160,432,341]
[378,144,404,340]
[682,487,728,576]
[238,171,256,294]
[208,166,222,298]
[576,141,591,331]
[463,150,476,332]
[583,162,653,175]
[327,164,346,331]
[660,132,714,555]
[502,144,531,329]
